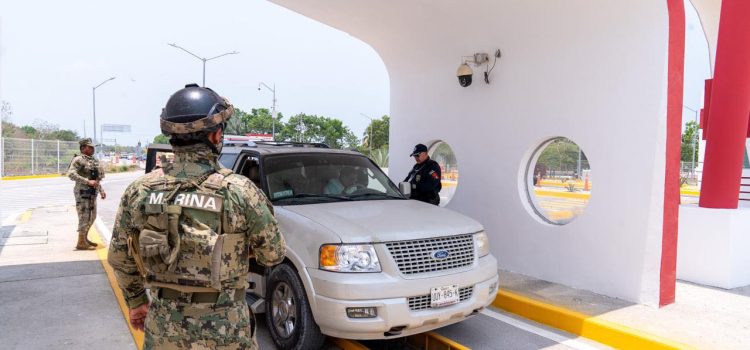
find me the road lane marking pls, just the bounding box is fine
[18,209,32,223]
[91,223,145,350]
[2,211,22,226]
[94,217,112,245]
[331,338,371,350]
[481,308,605,350]
[1,174,63,180]
[420,331,471,350]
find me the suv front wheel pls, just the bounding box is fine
[266,263,325,350]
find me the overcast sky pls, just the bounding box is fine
[683,0,711,127]
[1,1,709,145]
[0,0,390,145]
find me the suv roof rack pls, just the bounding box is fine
[252,141,330,148]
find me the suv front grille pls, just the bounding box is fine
[385,234,475,275]
[408,286,474,311]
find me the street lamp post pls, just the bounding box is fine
[168,43,239,87]
[258,82,277,139]
[360,113,374,154]
[684,105,701,179]
[93,77,116,145]
[295,118,306,143]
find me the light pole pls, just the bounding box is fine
[168,43,239,86]
[295,118,306,143]
[360,113,374,154]
[93,77,116,145]
[684,105,700,179]
[258,82,277,139]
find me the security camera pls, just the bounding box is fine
[457,63,473,87]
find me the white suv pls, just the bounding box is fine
[146,142,499,349]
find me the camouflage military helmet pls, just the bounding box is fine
[160,84,234,135]
[79,138,94,148]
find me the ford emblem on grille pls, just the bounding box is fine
[432,250,450,260]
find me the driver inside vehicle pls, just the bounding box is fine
[324,167,362,195]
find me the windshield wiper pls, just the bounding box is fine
[275,193,353,202]
[348,192,405,200]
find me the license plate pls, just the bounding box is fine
[430,284,460,308]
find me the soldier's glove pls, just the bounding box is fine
[139,229,172,271]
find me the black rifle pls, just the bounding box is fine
[80,168,99,198]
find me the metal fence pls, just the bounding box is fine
[1,137,79,177]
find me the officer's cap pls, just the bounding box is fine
[79,138,94,147]
[410,143,428,156]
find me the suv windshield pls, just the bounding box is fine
[264,153,404,204]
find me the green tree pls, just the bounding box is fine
[224,107,284,138]
[362,115,390,153]
[279,113,358,149]
[224,109,249,135]
[48,129,80,141]
[152,134,170,144]
[1,119,79,141]
[681,120,700,165]
[370,147,389,168]
[1,101,12,121]
[21,125,37,138]
[2,120,20,137]
[537,138,587,176]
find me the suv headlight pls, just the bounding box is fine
[319,244,381,272]
[474,231,490,257]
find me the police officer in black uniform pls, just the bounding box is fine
[404,143,442,205]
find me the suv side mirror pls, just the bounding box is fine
[399,182,411,197]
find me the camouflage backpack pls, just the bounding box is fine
[128,168,249,291]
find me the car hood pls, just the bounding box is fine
[281,199,484,243]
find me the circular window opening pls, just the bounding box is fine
[428,141,458,207]
[527,138,591,225]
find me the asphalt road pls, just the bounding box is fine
[0,171,141,227]
[0,173,607,350]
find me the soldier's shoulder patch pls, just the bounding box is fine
[71,155,85,164]
[225,173,252,187]
[202,172,226,190]
[218,168,234,176]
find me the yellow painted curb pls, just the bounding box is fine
[424,331,471,350]
[2,173,63,180]
[91,227,145,350]
[680,190,700,196]
[492,290,694,350]
[330,338,371,350]
[18,209,32,223]
[399,331,473,350]
[534,190,590,200]
[539,181,591,190]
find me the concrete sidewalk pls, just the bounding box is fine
[496,270,750,349]
[0,206,135,350]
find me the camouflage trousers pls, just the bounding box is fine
[75,195,97,234]
[144,289,257,350]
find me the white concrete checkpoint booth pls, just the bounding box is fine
[270,0,749,307]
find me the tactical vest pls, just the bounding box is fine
[128,168,249,292]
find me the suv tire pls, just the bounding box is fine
[266,263,325,350]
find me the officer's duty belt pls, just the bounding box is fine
[158,287,246,304]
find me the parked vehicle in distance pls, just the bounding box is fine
[146,140,499,350]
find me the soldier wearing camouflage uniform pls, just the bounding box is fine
[108,84,286,349]
[68,137,106,250]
